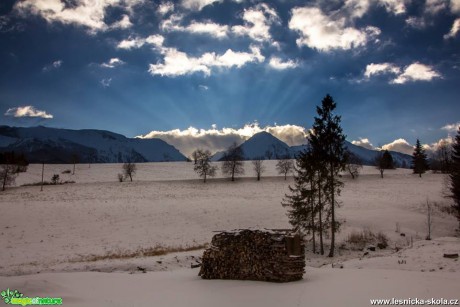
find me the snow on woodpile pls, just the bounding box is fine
[199,229,305,282]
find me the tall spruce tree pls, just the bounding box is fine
[309,94,346,257]
[450,126,460,229]
[282,146,327,254]
[412,139,429,177]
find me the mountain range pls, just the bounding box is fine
[0,126,186,163]
[0,126,412,167]
[212,131,412,168]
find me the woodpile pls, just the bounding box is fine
[199,229,305,282]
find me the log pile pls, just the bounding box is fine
[199,229,305,282]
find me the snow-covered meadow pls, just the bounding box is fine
[1,161,459,306]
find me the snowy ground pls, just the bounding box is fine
[1,162,459,306]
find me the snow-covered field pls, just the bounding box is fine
[1,162,459,306]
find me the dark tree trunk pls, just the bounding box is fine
[2,171,6,191]
[328,166,336,258]
[318,176,324,255]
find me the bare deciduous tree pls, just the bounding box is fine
[425,200,433,240]
[122,162,136,182]
[252,158,265,181]
[192,150,199,165]
[71,154,79,175]
[193,149,217,183]
[1,164,17,191]
[375,150,394,178]
[276,157,294,180]
[345,151,363,179]
[222,142,245,181]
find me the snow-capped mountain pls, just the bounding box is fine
[0,126,187,163]
[212,131,412,167]
[239,131,292,160]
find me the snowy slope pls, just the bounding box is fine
[0,163,458,306]
[0,126,186,163]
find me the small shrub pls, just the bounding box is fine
[22,180,75,187]
[51,174,60,185]
[69,243,208,263]
[15,165,28,173]
[346,229,389,251]
[376,232,389,249]
[117,173,124,182]
[62,169,71,174]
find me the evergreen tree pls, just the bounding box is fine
[450,127,460,229]
[309,94,346,257]
[282,147,321,253]
[282,94,345,257]
[412,139,429,177]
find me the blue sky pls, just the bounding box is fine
[0,0,459,155]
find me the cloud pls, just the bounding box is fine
[268,57,299,70]
[14,0,142,33]
[289,6,380,52]
[444,18,460,39]
[377,0,406,15]
[363,62,442,84]
[117,33,265,76]
[405,17,427,29]
[232,3,280,43]
[442,122,460,133]
[100,78,112,87]
[425,0,448,15]
[100,58,125,68]
[110,14,132,29]
[185,21,229,38]
[391,62,441,84]
[423,137,454,154]
[180,0,243,11]
[137,122,308,156]
[4,106,53,119]
[364,62,401,78]
[198,84,209,90]
[117,35,164,49]
[157,2,174,15]
[161,3,280,42]
[452,0,460,13]
[351,138,375,150]
[42,60,63,72]
[148,45,265,77]
[181,0,220,11]
[381,138,414,155]
[161,14,230,39]
[344,0,406,19]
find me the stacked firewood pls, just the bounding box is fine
[199,229,305,282]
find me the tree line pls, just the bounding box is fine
[191,143,295,183]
